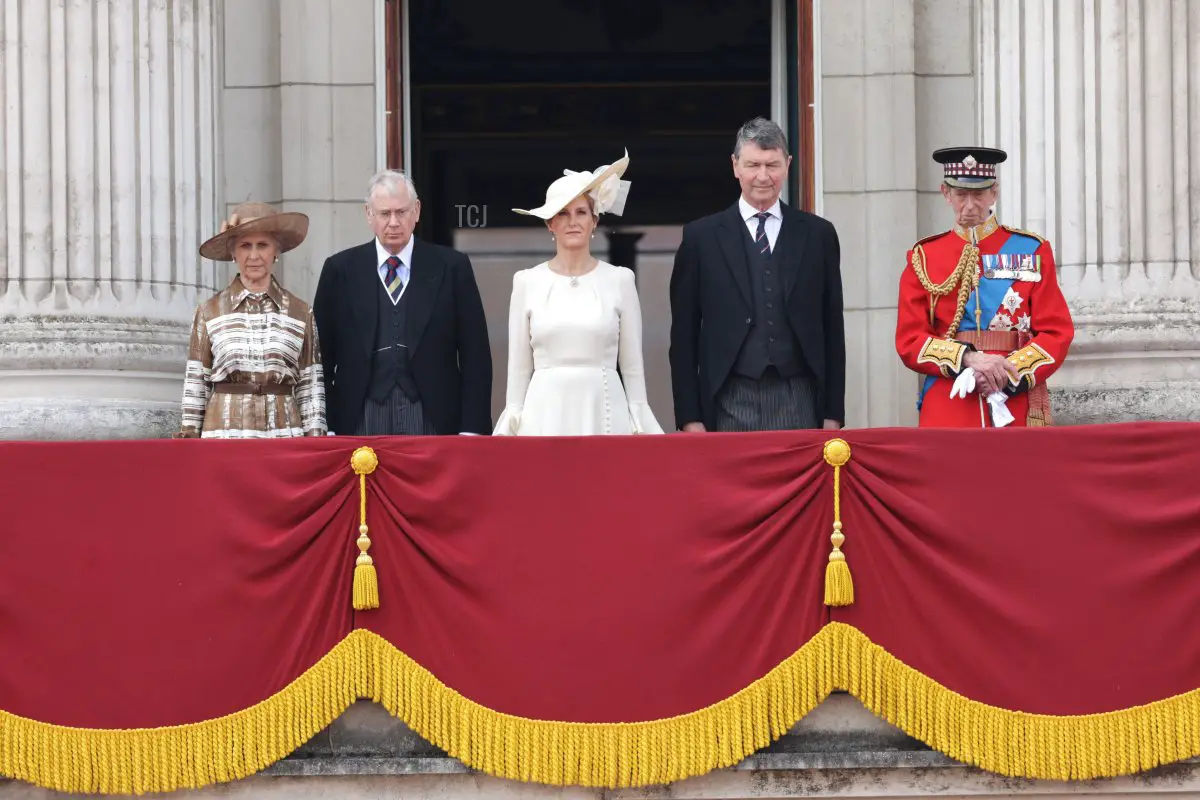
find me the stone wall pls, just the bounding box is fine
[0,0,221,439]
[975,0,1200,424]
[819,0,921,429]
[2,0,1197,435]
[221,0,381,305]
[0,0,386,441]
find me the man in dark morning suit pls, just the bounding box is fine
[313,170,492,435]
[669,117,846,433]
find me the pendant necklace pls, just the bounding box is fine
[551,259,590,287]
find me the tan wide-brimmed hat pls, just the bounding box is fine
[198,202,310,261]
[513,149,631,220]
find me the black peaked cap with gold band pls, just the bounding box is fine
[933,146,1007,190]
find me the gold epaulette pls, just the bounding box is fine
[1002,225,1046,244]
[906,231,951,285]
[910,230,951,252]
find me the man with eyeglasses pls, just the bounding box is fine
[314,170,493,436]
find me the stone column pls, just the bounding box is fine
[819,0,920,428]
[976,0,1200,423]
[0,0,221,439]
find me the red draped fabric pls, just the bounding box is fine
[831,424,1200,714]
[359,433,829,722]
[0,440,355,727]
[0,423,1198,794]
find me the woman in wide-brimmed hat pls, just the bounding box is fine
[494,149,663,436]
[174,202,327,438]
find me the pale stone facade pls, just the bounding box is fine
[974,0,1200,423]
[0,1,1197,790]
[0,0,221,439]
[2,0,1197,438]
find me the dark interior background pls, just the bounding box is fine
[406,0,784,245]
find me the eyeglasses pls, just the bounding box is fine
[370,207,415,222]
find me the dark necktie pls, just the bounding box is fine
[754,211,771,257]
[383,256,404,303]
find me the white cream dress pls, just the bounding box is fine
[494,261,663,436]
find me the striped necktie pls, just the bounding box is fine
[754,211,771,257]
[383,256,404,303]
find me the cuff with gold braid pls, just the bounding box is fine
[916,336,973,377]
[1005,343,1055,393]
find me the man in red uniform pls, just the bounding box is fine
[895,147,1074,427]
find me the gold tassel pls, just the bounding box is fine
[350,446,380,611]
[822,438,854,606]
[353,553,379,610]
[824,536,853,606]
[1027,383,1053,427]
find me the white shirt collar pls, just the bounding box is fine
[375,236,414,270]
[738,196,782,222]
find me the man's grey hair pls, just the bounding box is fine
[365,170,419,205]
[733,117,790,158]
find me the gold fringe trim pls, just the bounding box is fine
[7,624,1200,794]
[830,622,1200,781]
[0,629,837,794]
[357,627,837,788]
[0,632,367,796]
[368,624,1200,785]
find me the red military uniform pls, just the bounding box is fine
[895,215,1075,427]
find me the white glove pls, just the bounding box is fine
[950,366,1015,427]
[987,393,1015,427]
[949,368,977,399]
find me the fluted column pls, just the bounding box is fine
[976,0,1200,423]
[0,0,220,438]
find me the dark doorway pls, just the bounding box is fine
[405,0,777,246]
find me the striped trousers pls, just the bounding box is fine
[714,369,820,432]
[355,386,439,436]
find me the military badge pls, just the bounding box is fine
[982,254,1042,282]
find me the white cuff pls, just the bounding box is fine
[492,406,522,436]
[627,402,665,435]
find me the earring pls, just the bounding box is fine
[551,235,555,242]
[591,233,595,239]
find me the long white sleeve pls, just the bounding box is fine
[615,268,664,434]
[493,270,533,435]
